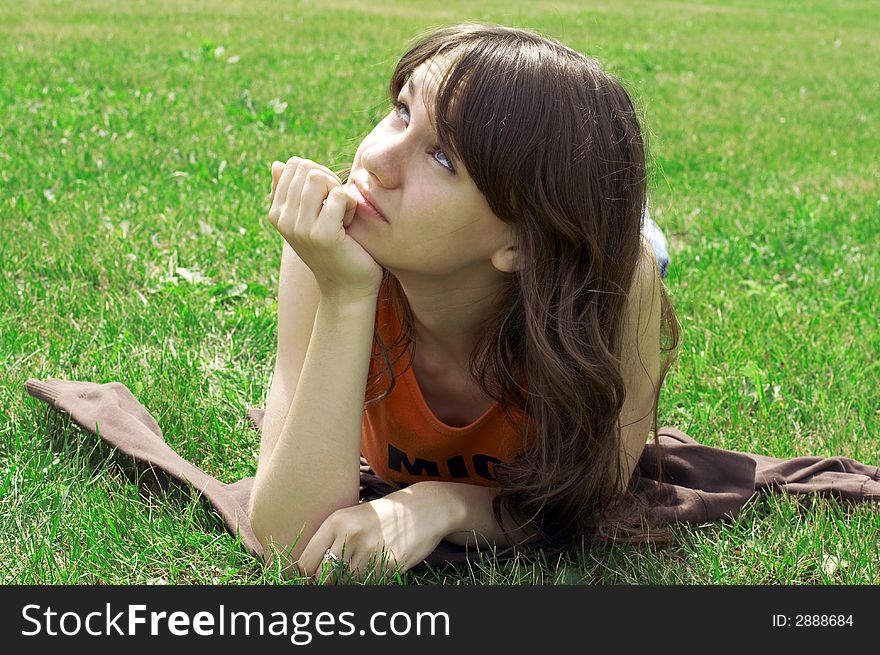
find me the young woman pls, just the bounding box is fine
[248,23,680,581]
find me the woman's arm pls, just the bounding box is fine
[249,294,378,571]
[256,240,321,474]
[617,238,662,493]
[418,481,546,548]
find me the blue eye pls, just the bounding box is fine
[392,101,455,173]
[433,150,454,172]
[393,101,410,124]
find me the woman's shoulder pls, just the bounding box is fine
[622,236,662,350]
[636,234,661,290]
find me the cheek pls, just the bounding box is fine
[402,187,447,227]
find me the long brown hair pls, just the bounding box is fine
[359,23,681,548]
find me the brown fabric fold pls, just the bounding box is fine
[24,378,880,568]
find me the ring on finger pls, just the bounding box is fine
[322,548,341,567]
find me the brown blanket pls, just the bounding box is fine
[24,377,880,568]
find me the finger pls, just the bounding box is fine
[274,158,338,201]
[341,186,358,229]
[277,157,302,201]
[298,523,335,578]
[269,160,285,202]
[296,169,337,232]
[283,162,313,230]
[268,157,302,226]
[363,545,398,583]
[287,159,342,218]
[315,539,347,586]
[272,157,340,209]
[314,162,342,182]
[321,186,358,231]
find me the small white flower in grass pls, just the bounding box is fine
[268,98,288,114]
[214,45,225,59]
[43,188,55,202]
[198,219,214,235]
[227,55,240,64]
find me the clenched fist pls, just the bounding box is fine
[266,157,383,303]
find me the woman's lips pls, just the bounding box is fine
[351,182,388,222]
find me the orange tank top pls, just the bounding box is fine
[360,285,531,489]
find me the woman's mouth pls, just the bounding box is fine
[351,182,388,222]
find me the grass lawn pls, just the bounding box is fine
[1,0,878,584]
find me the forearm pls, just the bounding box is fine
[249,295,377,564]
[256,242,320,472]
[256,358,300,474]
[418,481,544,549]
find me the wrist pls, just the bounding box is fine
[410,481,468,536]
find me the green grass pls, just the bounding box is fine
[1,0,878,584]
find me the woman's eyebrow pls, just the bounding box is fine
[402,72,449,147]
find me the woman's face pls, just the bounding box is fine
[344,57,516,277]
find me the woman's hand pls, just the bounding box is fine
[297,486,453,584]
[267,157,383,303]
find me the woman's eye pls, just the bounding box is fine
[393,101,410,123]
[433,150,454,172]
[392,100,455,173]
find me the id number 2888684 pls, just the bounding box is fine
[771,614,853,628]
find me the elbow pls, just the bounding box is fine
[248,487,309,577]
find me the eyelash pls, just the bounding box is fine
[392,101,455,173]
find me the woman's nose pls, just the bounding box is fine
[360,132,404,189]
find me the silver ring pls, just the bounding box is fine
[322,548,341,566]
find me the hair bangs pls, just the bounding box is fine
[389,28,584,226]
